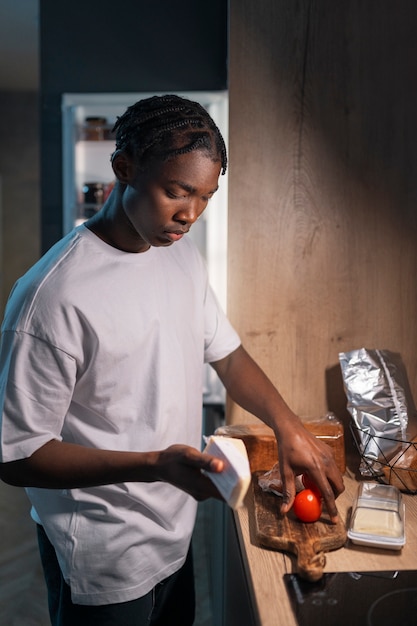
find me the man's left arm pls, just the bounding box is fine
[210,345,345,522]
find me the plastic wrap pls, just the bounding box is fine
[339,348,415,477]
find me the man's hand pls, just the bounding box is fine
[152,444,225,501]
[274,419,344,522]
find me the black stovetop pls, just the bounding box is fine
[284,570,417,626]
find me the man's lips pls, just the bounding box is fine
[164,229,189,241]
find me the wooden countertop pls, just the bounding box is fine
[233,467,417,626]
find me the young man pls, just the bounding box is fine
[0,95,344,625]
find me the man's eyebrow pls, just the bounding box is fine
[169,180,219,195]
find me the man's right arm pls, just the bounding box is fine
[0,439,225,501]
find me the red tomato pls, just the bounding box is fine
[293,489,322,523]
[301,474,322,499]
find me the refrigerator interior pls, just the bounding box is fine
[62,91,229,404]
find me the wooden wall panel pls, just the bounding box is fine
[227,1,417,425]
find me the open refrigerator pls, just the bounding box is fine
[61,91,229,404]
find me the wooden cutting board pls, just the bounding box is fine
[252,471,347,582]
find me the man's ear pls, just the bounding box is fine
[111,150,136,184]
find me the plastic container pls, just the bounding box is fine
[348,482,405,550]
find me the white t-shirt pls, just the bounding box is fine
[0,225,241,605]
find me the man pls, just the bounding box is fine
[0,95,344,625]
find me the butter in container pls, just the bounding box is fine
[348,482,405,550]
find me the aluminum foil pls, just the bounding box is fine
[339,348,413,476]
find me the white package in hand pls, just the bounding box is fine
[202,435,251,509]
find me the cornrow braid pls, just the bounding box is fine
[112,95,227,175]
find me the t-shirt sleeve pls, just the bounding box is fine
[0,330,76,462]
[203,284,241,364]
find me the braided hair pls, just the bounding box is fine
[112,94,227,175]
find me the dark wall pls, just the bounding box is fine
[0,93,40,315]
[40,0,228,252]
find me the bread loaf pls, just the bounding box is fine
[382,436,417,492]
[215,413,346,474]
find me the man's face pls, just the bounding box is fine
[121,150,221,252]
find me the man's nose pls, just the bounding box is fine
[174,199,203,225]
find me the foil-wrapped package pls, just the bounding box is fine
[339,348,414,476]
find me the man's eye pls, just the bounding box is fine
[167,190,185,199]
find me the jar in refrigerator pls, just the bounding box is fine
[82,182,105,218]
[81,117,113,141]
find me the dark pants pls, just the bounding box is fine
[37,525,195,626]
